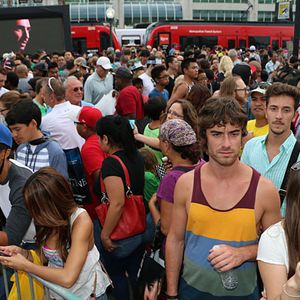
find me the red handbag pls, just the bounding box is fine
[95,155,146,241]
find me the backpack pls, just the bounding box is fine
[273,63,300,83]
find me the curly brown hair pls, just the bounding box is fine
[199,97,248,152]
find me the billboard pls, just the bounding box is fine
[0,5,72,54]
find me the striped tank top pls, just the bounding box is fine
[179,164,260,299]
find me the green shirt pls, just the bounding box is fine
[144,171,160,213]
[33,99,48,117]
[143,124,163,163]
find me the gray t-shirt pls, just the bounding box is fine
[0,160,34,245]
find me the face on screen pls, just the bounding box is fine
[14,19,31,51]
[0,17,66,54]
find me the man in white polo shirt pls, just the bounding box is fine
[40,77,84,150]
[84,56,113,105]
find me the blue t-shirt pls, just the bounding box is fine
[149,88,169,102]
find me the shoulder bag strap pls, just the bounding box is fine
[100,155,132,201]
[110,154,131,188]
[279,141,300,205]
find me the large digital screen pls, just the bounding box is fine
[0,5,72,55]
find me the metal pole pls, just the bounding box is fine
[109,19,113,48]
[293,0,300,56]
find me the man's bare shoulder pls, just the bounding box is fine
[257,175,279,195]
[256,174,280,209]
[177,169,195,184]
[175,170,195,192]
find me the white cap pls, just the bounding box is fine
[96,56,112,70]
[250,87,266,95]
[249,45,256,51]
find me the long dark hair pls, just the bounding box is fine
[96,115,137,159]
[284,167,300,278]
[187,83,212,115]
[23,167,77,262]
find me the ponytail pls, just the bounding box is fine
[96,115,137,159]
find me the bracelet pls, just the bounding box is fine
[166,295,179,300]
[283,283,300,298]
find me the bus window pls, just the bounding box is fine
[272,40,279,50]
[100,32,110,51]
[121,36,141,46]
[228,40,235,49]
[248,36,270,49]
[282,40,289,48]
[180,36,217,50]
[72,38,87,55]
[239,39,246,49]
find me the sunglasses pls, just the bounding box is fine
[47,77,55,92]
[73,87,83,92]
[74,121,85,125]
[291,161,300,171]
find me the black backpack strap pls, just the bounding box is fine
[279,141,300,205]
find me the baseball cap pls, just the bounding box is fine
[33,62,48,72]
[76,106,102,130]
[96,56,112,70]
[131,61,144,71]
[0,124,13,148]
[249,45,256,51]
[160,119,197,147]
[107,47,115,55]
[115,67,133,80]
[250,87,266,95]
[74,57,89,69]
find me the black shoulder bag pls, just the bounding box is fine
[279,141,300,206]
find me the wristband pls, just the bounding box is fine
[166,295,179,300]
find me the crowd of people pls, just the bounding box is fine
[0,43,300,300]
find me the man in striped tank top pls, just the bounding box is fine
[165,97,281,300]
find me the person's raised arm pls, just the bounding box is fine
[165,172,190,298]
[134,133,160,150]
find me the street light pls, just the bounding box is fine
[106,6,115,48]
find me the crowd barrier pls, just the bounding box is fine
[1,265,81,300]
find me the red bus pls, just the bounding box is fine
[144,21,294,51]
[71,25,121,54]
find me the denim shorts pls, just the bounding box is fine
[96,293,107,300]
[110,233,144,259]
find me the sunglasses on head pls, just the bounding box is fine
[73,87,83,92]
[291,161,300,171]
[48,77,55,92]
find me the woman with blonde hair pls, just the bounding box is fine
[216,75,248,106]
[218,55,233,81]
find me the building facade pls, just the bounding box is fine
[0,0,294,26]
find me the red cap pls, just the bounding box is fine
[249,64,257,74]
[78,106,102,129]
